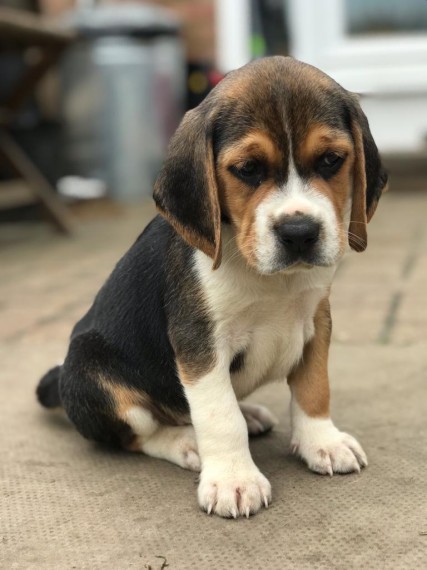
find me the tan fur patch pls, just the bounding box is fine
[99,376,188,427]
[176,358,216,385]
[287,297,332,418]
[299,124,352,161]
[348,121,368,251]
[102,380,145,419]
[217,131,282,267]
[298,124,355,253]
[311,166,353,254]
[237,181,279,267]
[220,131,282,169]
[206,139,222,269]
[176,362,193,385]
[156,204,217,260]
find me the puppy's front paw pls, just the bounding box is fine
[292,420,368,475]
[198,463,271,518]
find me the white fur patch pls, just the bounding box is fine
[126,407,200,471]
[142,425,200,471]
[125,406,158,439]
[194,243,335,400]
[290,401,368,475]
[254,162,341,273]
[183,365,271,517]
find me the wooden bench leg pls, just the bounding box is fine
[0,129,73,234]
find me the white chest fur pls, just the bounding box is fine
[194,239,335,400]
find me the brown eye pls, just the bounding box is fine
[323,152,341,166]
[317,152,345,179]
[229,159,265,187]
[239,160,258,177]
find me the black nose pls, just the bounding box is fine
[275,217,320,254]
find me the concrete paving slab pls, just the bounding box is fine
[0,341,426,570]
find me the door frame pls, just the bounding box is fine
[288,0,427,94]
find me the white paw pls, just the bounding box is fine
[181,447,201,471]
[198,462,271,518]
[141,425,201,471]
[174,427,201,472]
[239,402,278,436]
[291,420,368,475]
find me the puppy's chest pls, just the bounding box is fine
[206,283,324,399]
[225,295,317,398]
[195,251,333,398]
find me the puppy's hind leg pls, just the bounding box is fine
[61,333,200,470]
[125,407,200,472]
[239,402,278,436]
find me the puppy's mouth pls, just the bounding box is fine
[284,251,328,268]
[259,250,337,275]
[285,260,315,271]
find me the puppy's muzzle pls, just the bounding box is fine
[274,216,320,256]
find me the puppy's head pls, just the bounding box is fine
[154,57,388,273]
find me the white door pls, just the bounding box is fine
[288,0,427,154]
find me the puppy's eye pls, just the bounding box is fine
[229,160,265,187]
[317,152,345,179]
[323,152,341,167]
[239,160,258,177]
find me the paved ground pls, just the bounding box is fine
[0,192,426,569]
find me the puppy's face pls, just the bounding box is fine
[154,57,388,272]
[217,122,353,274]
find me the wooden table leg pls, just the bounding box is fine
[3,47,64,120]
[0,129,73,234]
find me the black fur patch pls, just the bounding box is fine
[54,217,202,446]
[165,231,216,379]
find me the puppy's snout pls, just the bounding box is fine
[274,217,320,254]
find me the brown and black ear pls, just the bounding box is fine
[153,108,222,269]
[348,97,388,252]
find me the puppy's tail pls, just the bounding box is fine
[36,365,62,409]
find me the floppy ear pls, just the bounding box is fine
[348,100,388,252]
[153,108,222,269]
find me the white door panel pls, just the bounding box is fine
[288,0,427,153]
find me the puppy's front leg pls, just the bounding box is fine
[178,358,271,518]
[288,298,368,475]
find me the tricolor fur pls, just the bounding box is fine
[37,57,387,518]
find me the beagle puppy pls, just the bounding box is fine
[37,57,388,518]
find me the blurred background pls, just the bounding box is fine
[0,0,426,342]
[0,0,426,222]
